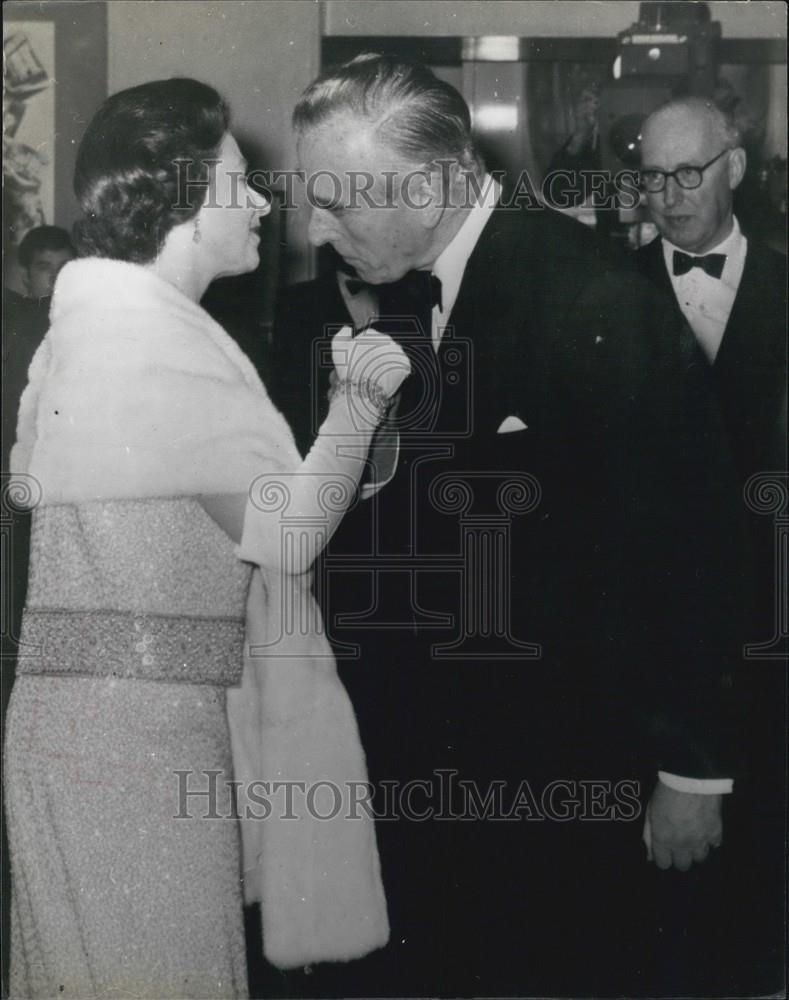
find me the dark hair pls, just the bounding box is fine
[18,225,75,270]
[294,53,481,173]
[73,78,230,263]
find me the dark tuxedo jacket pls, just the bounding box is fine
[268,205,748,782]
[635,235,787,484]
[635,234,787,811]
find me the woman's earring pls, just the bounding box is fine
[192,218,201,244]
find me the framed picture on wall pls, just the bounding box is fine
[3,0,107,278]
[3,23,56,246]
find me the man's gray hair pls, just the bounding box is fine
[645,96,743,148]
[294,52,482,173]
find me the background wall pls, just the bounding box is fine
[10,0,787,288]
[107,0,321,281]
[3,1,107,289]
[323,1,788,39]
[107,1,786,285]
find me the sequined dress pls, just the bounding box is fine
[5,497,252,998]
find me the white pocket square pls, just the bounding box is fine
[497,415,528,434]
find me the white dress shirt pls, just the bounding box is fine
[431,175,501,346]
[358,174,500,497]
[662,216,748,363]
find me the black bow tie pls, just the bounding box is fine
[344,268,443,431]
[672,250,726,279]
[345,270,443,312]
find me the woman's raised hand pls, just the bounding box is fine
[332,325,411,398]
[330,326,411,424]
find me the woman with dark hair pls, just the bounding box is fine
[5,78,400,998]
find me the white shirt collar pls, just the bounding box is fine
[432,175,501,321]
[660,215,748,363]
[661,215,746,290]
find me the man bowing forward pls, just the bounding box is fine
[269,55,750,995]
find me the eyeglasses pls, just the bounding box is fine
[640,148,732,193]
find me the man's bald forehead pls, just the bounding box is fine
[642,99,738,151]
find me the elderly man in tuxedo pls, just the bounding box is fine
[637,97,786,484]
[636,96,786,995]
[267,55,750,994]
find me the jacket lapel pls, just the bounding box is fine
[641,237,676,298]
[442,205,540,435]
[714,243,759,371]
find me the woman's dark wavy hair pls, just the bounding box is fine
[73,78,230,263]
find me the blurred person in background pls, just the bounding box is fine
[3,225,75,469]
[637,94,786,995]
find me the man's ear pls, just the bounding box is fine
[728,147,747,191]
[20,268,32,295]
[403,165,447,230]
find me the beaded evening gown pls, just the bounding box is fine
[4,498,252,998]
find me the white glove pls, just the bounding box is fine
[239,328,410,572]
[331,325,411,400]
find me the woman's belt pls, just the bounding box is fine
[17,607,245,687]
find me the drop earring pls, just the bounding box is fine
[192,218,201,244]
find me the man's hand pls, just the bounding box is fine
[643,783,723,871]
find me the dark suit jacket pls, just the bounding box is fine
[635,235,787,484]
[268,205,748,781]
[635,234,787,799]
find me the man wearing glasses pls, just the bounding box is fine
[637,96,786,993]
[637,97,786,485]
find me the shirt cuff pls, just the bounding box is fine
[658,771,733,795]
